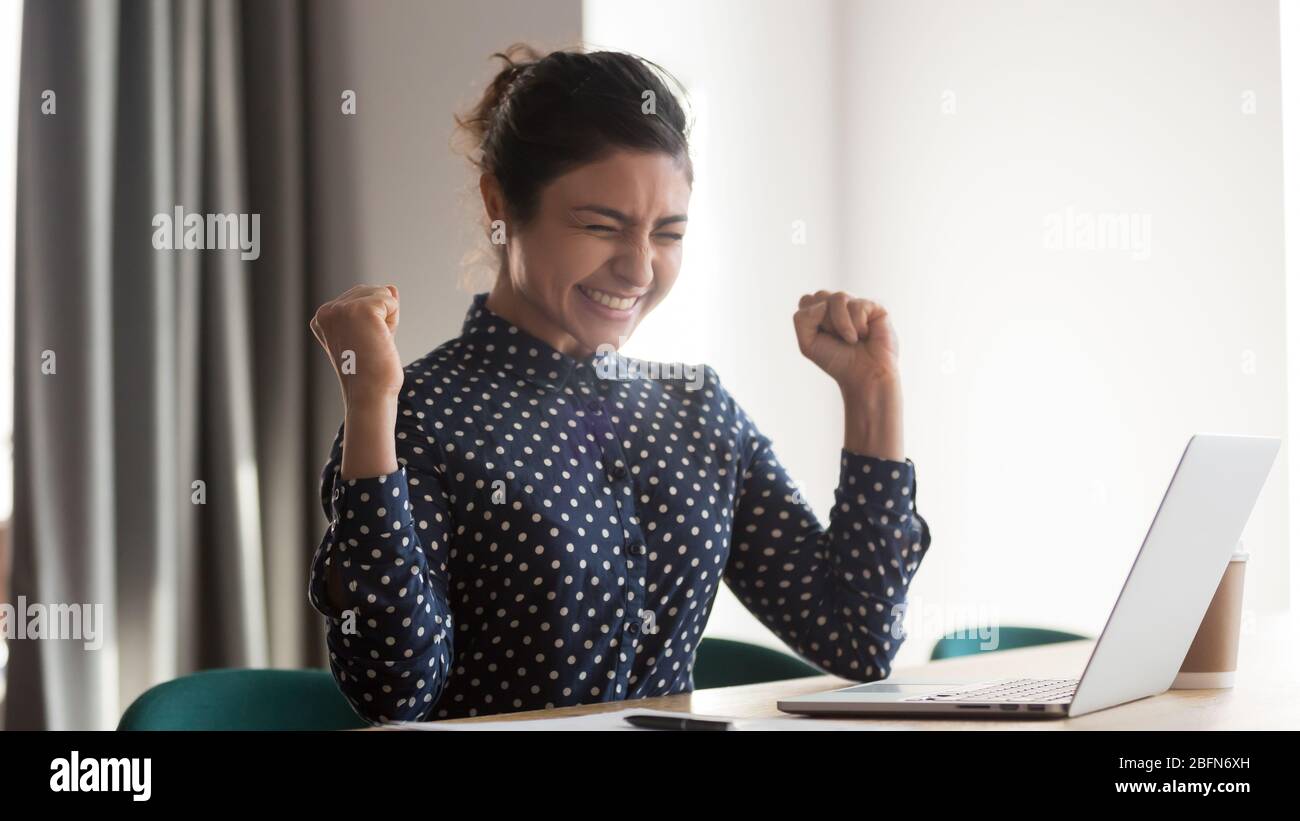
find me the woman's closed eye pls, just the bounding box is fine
[581,223,683,243]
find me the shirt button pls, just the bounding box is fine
[586,400,601,413]
[630,542,647,556]
[609,464,627,481]
[627,620,640,634]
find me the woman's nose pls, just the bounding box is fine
[612,239,655,287]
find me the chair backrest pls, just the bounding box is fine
[929,626,1091,661]
[693,637,823,689]
[117,668,369,731]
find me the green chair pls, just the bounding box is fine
[693,637,824,689]
[117,668,369,731]
[118,641,831,728]
[929,626,1091,661]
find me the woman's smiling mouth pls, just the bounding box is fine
[577,284,642,314]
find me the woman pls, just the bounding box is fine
[307,44,932,723]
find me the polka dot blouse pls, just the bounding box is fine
[308,292,933,723]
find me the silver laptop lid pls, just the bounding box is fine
[1068,434,1280,717]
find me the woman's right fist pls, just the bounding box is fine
[310,284,405,410]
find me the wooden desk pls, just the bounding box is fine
[437,611,1299,729]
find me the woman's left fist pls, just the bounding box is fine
[793,290,900,392]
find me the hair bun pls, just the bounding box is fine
[455,43,542,149]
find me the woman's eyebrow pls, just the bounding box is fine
[572,205,688,229]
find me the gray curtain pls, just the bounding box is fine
[9,0,352,730]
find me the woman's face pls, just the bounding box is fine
[488,149,692,357]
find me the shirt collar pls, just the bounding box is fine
[457,292,623,393]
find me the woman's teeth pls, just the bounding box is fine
[579,286,639,311]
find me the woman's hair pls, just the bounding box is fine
[456,43,694,228]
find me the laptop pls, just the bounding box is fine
[777,433,1280,720]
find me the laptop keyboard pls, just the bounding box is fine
[903,677,1079,704]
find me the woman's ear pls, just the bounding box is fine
[479,173,507,224]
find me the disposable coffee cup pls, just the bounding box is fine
[1171,544,1248,689]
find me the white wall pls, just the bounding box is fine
[1283,0,1300,622]
[588,0,1289,668]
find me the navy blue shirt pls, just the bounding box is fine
[308,292,933,723]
